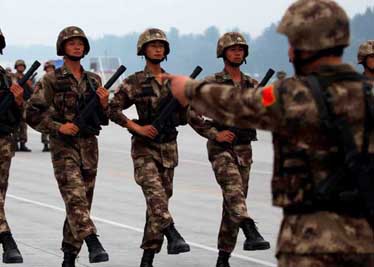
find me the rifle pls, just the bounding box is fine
[220,68,275,146]
[257,68,275,88]
[73,65,126,135]
[22,72,38,100]
[0,60,41,115]
[152,66,203,133]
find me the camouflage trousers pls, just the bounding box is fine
[133,156,174,253]
[14,120,27,143]
[41,133,49,145]
[277,253,374,267]
[209,145,252,253]
[0,135,15,234]
[50,136,98,252]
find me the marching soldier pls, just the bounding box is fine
[187,32,269,267]
[0,29,24,264]
[167,0,374,266]
[26,26,109,267]
[358,40,374,86]
[109,28,190,267]
[13,59,31,152]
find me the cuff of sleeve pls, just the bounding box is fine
[206,128,219,140]
[49,121,63,135]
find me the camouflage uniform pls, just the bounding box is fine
[26,62,107,252]
[13,63,29,145]
[358,40,374,86]
[181,1,374,266]
[189,69,259,253]
[0,66,18,234]
[109,66,187,252]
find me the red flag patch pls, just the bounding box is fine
[262,84,276,107]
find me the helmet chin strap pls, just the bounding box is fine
[145,55,165,64]
[65,54,84,62]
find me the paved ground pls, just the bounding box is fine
[5,120,281,267]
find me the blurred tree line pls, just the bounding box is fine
[2,7,373,78]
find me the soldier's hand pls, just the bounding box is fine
[96,87,109,109]
[136,125,158,139]
[26,80,33,88]
[59,123,80,136]
[215,130,236,143]
[162,74,190,107]
[10,83,24,106]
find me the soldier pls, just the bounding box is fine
[167,0,374,266]
[26,26,109,267]
[276,71,287,81]
[35,60,56,152]
[13,59,31,152]
[358,40,374,86]
[187,32,269,267]
[109,28,190,267]
[0,29,24,264]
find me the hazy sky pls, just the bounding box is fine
[1,0,373,46]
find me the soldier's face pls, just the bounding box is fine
[366,55,374,69]
[45,66,55,74]
[145,41,165,60]
[225,45,245,63]
[64,37,85,58]
[16,65,25,73]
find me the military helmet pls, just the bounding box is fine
[137,28,170,56]
[14,59,26,69]
[44,60,56,71]
[277,0,350,51]
[56,26,90,56]
[0,29,5,55]
[217,32,249,58]
[357,40,374,64]
[276,71,287,80]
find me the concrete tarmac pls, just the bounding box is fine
[5,122,281,267]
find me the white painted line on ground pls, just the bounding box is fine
[8,194,276,267]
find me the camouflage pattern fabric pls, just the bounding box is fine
[0,135,14,234]
[278,253,374,267]
[188,70,257,253]
[14,120,27,143]
[109,67,186,252]
[50,135,97,251]
[357,40,374,64]
[56,26,90,56]
[277,0,350,51]
[184,63,374,256]
[216,32,249,58]
[26,63,105,251]
[134,155,174,252]
[137,28,169,56]
[41,133,49,145]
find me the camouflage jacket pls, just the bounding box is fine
[26,63,107,137]
[109,67,186,168]
[185,63,374,254]
[0,65,22,135]
[188,69,258,166]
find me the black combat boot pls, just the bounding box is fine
[240,218,270,251]
[0,232,23,263]
[163,224,190,254]
[216,251,231,267]
[61,242,77,267]
[84,234,109,263]
[42,144,50,152]
[140,249,155,267]
[19,142,31,152]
